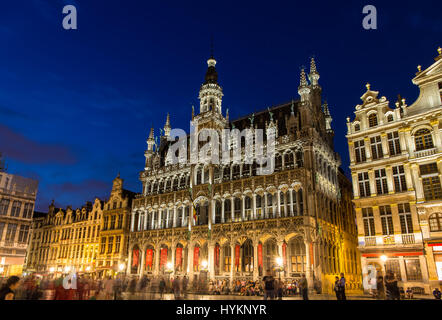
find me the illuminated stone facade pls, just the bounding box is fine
[346,49,442,293]
[96,175,135,277]
[25,199,102,276]
[128,56,362,293]
[0,158,38,276]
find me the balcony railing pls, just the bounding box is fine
[364,236,377,246]
[415,147,437,158]
[402,233,415,244]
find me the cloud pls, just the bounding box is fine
[0,124,76,164]
[0,105,30,119]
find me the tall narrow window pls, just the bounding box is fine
[107,236,113,253]
[380,205,394,235]
[358,172,371,197]
[370,136,383,160]
[375,169,388,195]
[398,203,413,234]
[0,199,10,215]
[368,113,378,127]
[429,213,442,232]
[11,201,22,217]
[362,208,375,236]
[354,140,366,163]
[387,131,401,156]
[115,236,121,253]
[420,163,442,201]
[393,165,407,192]
[415,129,434,151]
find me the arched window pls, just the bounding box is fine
[215,201,222,224]
[264,239,278,272]
[223,166,230,180]
[429,213,442,232]
[415,128,434,151]
[241,239,254,272]
[275,154,282,171]
[289,239,306,273]
[368,113,378,127]
[224,199,231,223]
[223,245,231,272]
[284,152,294,169]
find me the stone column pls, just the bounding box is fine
[264,192,268,218]
[252,194,257,220]
[277,240,285,280]
[221,199,225,223]
[187,242,194,280]
[126,245,132,274]
[284,192,288,217]
[181,205,186,227]
[253,241,259,281]
[139,249,146,276]
[173,206,177,228]
[410,164,425,201]
[144,210,149,230]
[368,169,376,196]
[289,189,294,216]
[381,133,389,159]
[385,166,394,194]
[230,243,235,284]
[151,211,156,229]
[171,243,176,276]
[231,197,235,222]
[208,241,215,280]
[305,240,313,290]
[241,195,246,221]
[211,199,215,226]
[154,246,161,276]
[130,212,135,232]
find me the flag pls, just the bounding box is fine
[193,206,197,222]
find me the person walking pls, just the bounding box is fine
[333,276,341,300]
[263,270,275,300]
[300,274,308,300]
[376,275,385,300]
[0,276,20,300]
[339,273,346,300]
[384,272,400,300]
[182,275,188,299]
[103,276,114,300]
[172,276,181,300]
[159,277,166,300]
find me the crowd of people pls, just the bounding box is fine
[1,271,441,300]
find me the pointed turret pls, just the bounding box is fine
[147,127,155,151]
[298,68,311,102]
[323,101,333,132]
[309,57,320,87]
[164,113,171,137]
[199,53,224,114]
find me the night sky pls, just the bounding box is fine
[0,0,440,212]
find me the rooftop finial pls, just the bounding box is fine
[366,83,371,90]
[300,67,308,87]
[438,47,442,56]
[210,35,214,59]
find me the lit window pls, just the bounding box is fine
[429,213,442,232]
[415,129,434,151]
[368,114,378,127]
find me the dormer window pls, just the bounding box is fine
[354,123,360,132]
[387,114,394,122]
[368,113,378,127]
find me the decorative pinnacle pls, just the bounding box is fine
[323,101,331,117]
[310,57,317,74]
[165,113,170,127]
[300,68,308,87]
[417,65,422,72]
[366,83,371,90]
[148,127,154,140]
[438,47,442,56]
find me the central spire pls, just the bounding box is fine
[199,44,223,114]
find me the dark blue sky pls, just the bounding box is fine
[0,0,440,211]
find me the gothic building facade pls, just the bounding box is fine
[128,55,362,293]
[346,48,442,293]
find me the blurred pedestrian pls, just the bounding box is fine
[300,274,308,300]
[0,276,20,300]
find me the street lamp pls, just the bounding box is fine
[118,263,126,272]
[85,266,91,272]
[380,255,388,277]
[201,260,208,270]
[64,266,71,273]
[49,267,55,273]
